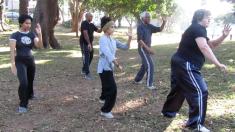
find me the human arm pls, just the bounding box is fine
[208,24,231,49]
[196,37,227,71]
[9,40,17,75]
[137,26,155,54]
[34,23,43,49]
[116,31,132,50]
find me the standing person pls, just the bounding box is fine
[80,12,102,80]
[134,11,166,90]
[9,14,43,113]
[161,9,231,132]
[97,16,132,119]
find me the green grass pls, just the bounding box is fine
[0,28,234,131]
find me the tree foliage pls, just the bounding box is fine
[215,4,235,24]
[86,0,176,20]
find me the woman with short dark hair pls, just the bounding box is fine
[161,9,231,132]
[9,14,43,113]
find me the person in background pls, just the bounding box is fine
[134,11,166,90]
[80,12,102,80]
[161,9,231,132]
[97,16,132,119]
[9,14,43,113]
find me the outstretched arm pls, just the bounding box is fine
[196,37,227,72]
[116,31,132,50]
[208,24,231,49]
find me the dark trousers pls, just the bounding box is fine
[99,71,117,113]
[15,56,35,108]
[80,42,93,75]
[134,48,154,87]
[162,54,208,129]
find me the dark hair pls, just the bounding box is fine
[18,14,33,26]
[192,9,211,24]
[101,16,112,29]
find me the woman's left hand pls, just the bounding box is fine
[35,23,42,35]
[222,24,232,37]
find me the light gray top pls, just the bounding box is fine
[97,35,129,73]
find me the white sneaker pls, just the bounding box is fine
[81,71,86,75]
[134,80,143,84]
[101,112,114,119]
[147,85,156,90]
[196,125,210,132]
[18,107,27,113]
[85,73,94,80]
[99,99,105,104]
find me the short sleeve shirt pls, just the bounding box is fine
[177,23,209,68]
[137,23,161,48]
[10,31,36,57]
[80,20,98,45]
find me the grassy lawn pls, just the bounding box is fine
[0,27,234,131]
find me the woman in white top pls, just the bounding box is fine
[97,16,132,119]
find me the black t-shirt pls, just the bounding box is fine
[10,31,36,57]
[80,20,98,45]
[177,23,209,69]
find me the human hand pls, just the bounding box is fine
[222,24,232,37]
[11,64,17,76]
[35,23,42,35]
[88,44,92,51]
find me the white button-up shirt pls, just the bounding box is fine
[97,35,129,73]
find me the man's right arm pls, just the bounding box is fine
[82,22,92,50]
[83,30,91,45]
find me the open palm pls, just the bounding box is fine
[35,23,42,35]
[223,24,232,37]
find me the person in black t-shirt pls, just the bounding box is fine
[80,12,102,80]
[161,9,231,132]
[9,14,43,113]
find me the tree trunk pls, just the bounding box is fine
[76,7,84,37]
[33,0,61,49]
[0,0,7,31]
[69,0,84,36]
[59,7,65,23]
[118,18,121,28]
[125,16,133,28]
[19,0,29,15]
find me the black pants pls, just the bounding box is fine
[162,54,208,129]
[15,56,35,108]
[99,71,117,113]
[80,42,93,75]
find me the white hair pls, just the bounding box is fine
[85,12,93,18]
[140,11,151,20]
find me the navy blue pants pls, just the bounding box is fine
[80,42,94,75]
[15,56,35,108]
[162,54,208,129]
[135,47,154,87]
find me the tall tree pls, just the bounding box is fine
[19,0,29,15]
[68,0,86,36]
[33,0,61,49]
